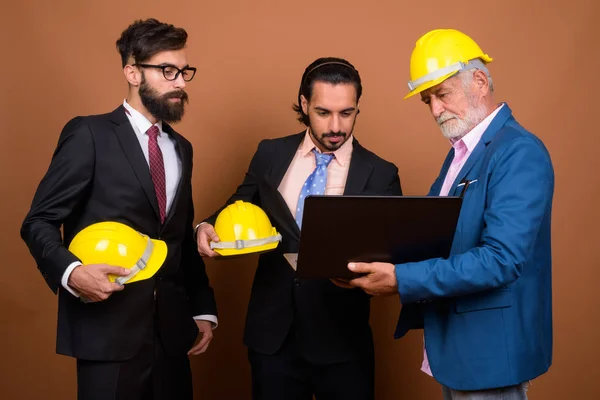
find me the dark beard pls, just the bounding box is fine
[310,130,348,151]
[139,77,189,123]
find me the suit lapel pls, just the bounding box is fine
[343,139,373,195]
[110,106,161,221]
[263,133,304,242]
[449,142,486,196]
[429,150,455,196]
[449,103,514,196]
[162,123,188,227]
[265,133,303,190]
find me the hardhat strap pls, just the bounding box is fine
[115,236,155,285]
[210,234,283,250]
[407,59,490,91]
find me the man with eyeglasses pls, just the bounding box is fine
[20,18,217,400]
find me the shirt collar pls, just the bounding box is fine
[452,103,504,152]
[123,99,164,136]
[299,129,354,167]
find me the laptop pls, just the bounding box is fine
[285,195,463,279]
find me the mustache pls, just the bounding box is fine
[321,132,347,138]
[436,112,458,125]
[162,90,188,102]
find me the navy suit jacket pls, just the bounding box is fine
[394,104,554,390]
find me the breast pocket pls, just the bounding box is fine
[454,178,479,198]
[455,287,512,313]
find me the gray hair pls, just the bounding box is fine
[457,65,494,94]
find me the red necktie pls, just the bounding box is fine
[147,125,167,223]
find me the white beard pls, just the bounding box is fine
[436,100,489,140]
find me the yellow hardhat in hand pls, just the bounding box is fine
[68,221,167,285]
[211,201,282,256]
[405,28,493,99]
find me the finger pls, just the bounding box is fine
[80,294,97,303]
[204,242,219,257]
[92,290,110,301]
[347,262,374,274]
[188,333,212,355]
[102,265,131,276]
[200,224,220,242]
[205,226,220,242]
[107,282,125,292]
[330,278,353,289]
[188,341,211,355]
[200,236,221,258]
[196,339,212,354]
[206,249,219,257]
[193,335,213,355]
[198,243,219,258]
[348,275,370,289]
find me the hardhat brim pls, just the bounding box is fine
[404,55,493,100]
[403,72,456,99]
[213,241,279,258]
[109,238,168,284]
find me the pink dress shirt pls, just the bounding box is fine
[278,131,353,218]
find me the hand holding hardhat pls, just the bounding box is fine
[196,223,220,258]
[197,201,282,258]
[68,263,130,302]
[68,221,169,302]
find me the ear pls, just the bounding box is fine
[301,95,308,115]
[472,69,490,95]
[124,65,142,87]
[356,102,360,115]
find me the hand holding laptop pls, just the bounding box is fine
[342,262,399,296]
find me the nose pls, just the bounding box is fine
[173,72,187,89]
[430,97,445,119]
[329,114,341,133]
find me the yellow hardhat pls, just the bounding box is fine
[68,221,167,285]
[211,200,282,256]
[404,29,493,99]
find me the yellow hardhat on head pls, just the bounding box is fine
[211,201,282,256]
[68,221,167,285]
[404,29,493,99]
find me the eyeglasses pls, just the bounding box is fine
[134,64,197,82]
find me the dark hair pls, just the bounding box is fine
[116,18,188,67]
[293,57,362,126]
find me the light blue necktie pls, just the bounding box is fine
[295,149,334,228]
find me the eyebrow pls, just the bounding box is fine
[421,84,452,102]
[314,106,356,112]
[157,63,191,69]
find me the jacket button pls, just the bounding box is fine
[294,279,300,286]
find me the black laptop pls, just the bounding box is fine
[286,196,463,279]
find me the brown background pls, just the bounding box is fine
[1,0,599,398]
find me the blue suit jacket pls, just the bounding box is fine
[394,104,554,390]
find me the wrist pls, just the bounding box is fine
[67,265,83,288]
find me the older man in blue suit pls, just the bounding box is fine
[338,29,554,399]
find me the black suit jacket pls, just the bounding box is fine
[206,132,401,364]
[21,105,217,361]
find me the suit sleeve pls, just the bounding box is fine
[395,137,554,304]
[20,117,95,293]
[204,139,272,224]
[184,140,272,315]
[183,186,218,317]
[386,165,403,196]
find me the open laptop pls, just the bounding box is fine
[285,195,463,279]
